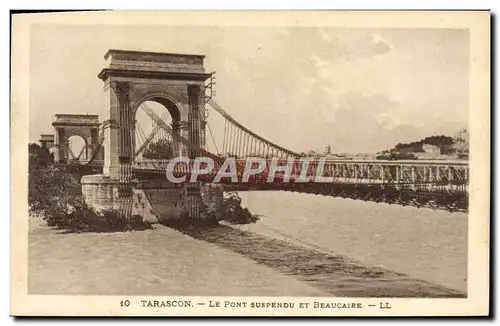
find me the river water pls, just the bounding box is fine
[236,191,467,293]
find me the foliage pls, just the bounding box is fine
[164,191,260,229]
[421,135,455,147]
[29,143,53,169]
[393,135,454,153]
[394,141,424,153]
[213,192,260,225]
[28,164,83,216]
[43,202,150,233]
[375,153,417,161]
[452,142,469,159]
[387,133,469,158]
[28,143,151,233]
[142,139,175,159]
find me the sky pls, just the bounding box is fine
[29,25,469,154]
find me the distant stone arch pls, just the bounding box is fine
[52,114,100,163]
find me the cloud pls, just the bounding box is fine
[342,34,394,60]
[223,59,240,74]
[312,30,393,61]
[308,33,395,100]
[277,28,290,37]
[325,91,423,152]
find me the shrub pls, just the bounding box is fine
[215,192,260,225]
[28,144,151,233]
[29,164,83,216]
[43,201,151,233]
[170,192,260,229]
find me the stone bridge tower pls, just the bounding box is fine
[97,49,212,181]
[82,50,215,222]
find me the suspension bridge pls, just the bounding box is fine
[46,50,468,222]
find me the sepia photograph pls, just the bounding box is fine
[10,10,490,316]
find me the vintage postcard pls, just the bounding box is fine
[11,11,490,316]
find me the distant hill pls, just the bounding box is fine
[393,135,455,154]
[377,132,469,160]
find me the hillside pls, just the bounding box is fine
[377,130,469,160]
[393,135,455,154]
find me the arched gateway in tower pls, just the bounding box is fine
[81,50,219,222]
[98,49,212,179]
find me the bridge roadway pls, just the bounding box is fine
[69,158,469,212]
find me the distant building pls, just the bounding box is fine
[325,153,349,160]
[306,150,319,157]
[452,129,469,159]
[454,129,469,143]
[354,153,376,160]
[422,144,441,155]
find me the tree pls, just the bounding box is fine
[422,135,454,147]
[29,164,83,214]
[199,191,260,225]
[29,143,80,214]
[387,135,456,155]
[142,139,175,159]
[28,143,152,232]
[29,143,53,169]
[217,192,260,224]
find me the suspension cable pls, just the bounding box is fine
[222,120,227,156]
[115,83,222,162]
[207,99,300,158]
[207,122,219,155]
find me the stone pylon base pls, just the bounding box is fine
[81,175,224,225]
[80,174,131,214]
[201,183,225,220]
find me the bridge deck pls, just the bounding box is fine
[67,158,469,212]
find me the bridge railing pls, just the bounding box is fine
[132,158,468,192]
[319,160,468,184]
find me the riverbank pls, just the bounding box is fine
[29,214,465,297]
[28,219,325,296]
